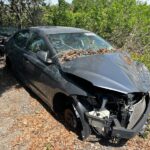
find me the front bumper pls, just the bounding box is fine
[112,99,150,139]
[85,98,150,139]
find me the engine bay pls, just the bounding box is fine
[82,92,149,139]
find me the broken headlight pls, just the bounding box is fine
[85,92,147,138]
[76,95,98,109]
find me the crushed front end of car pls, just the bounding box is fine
[61,52,150,142]
[84,92,150,140]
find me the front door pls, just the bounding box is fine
[23,32,55,105]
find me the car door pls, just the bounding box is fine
[9,30,30,76]
[23,32,56,105]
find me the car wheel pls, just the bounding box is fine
[64,108,78,130]
[64,107,79,131]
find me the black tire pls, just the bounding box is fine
[64,106,82,132]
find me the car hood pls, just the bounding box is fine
[61,52,150,94]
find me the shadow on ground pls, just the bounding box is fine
[0,57,22,97]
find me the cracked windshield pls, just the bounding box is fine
[48,32,113,62]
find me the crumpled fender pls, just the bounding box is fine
[71,96,91,139]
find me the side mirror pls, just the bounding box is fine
[37,51,52,64]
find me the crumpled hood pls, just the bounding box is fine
[61,52,150,94]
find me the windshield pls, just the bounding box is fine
[48,32,112,52]
[48,32,114,63]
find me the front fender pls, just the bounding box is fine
[72,96,91,140]
[64,81,88,96]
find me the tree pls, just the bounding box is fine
[7,0,45,28]
[0,0,149,53]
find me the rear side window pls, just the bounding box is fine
[27,33,47,53]
[14,30,30,49]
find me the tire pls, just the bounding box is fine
[64,106,82,132]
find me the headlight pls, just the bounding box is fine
[73,95,98,108]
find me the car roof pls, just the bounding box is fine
[29,26,90,34]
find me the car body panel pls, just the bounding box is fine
[61,52,150,94]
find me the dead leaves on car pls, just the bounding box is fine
[59,49,114,63]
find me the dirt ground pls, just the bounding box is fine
[0,58,150,150]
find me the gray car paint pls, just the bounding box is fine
[30,26,90,35]
[61,52,150,94]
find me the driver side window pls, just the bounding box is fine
[14,30,30,49]
[27,33,47,53]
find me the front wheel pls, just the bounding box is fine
[64,107,82,132]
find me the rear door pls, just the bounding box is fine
[9,30,30,74]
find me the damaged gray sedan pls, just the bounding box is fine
[5,26,150,144]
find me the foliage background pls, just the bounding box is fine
[0,0,150,67]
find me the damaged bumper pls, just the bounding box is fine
[111,100,150,139]
[85,97,150,139]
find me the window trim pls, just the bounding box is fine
[25,31,49,54]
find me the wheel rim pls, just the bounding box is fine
[64,108,77,129]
